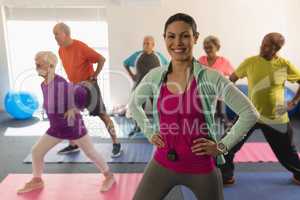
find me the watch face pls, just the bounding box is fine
[218,143,226,151]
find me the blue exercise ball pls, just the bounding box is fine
[225,85,299,119]
[4,91,39,120]
[285,87,300,117]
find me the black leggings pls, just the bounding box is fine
[220,122,300,180]
[134,159,224,200]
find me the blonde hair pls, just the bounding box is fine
[35,51,58,67]
[203,35,221,50]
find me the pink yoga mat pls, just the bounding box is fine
[0,174,143,200]
[234,143,300,162]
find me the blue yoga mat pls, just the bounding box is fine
[5,116,147,139]
[24,143,154,163]
[181,172,300,200]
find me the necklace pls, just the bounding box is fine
[164,65,193,162]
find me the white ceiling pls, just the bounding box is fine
[0,0,108,8]
[0,0,161,8]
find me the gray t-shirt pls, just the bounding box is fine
[135,53,161,86]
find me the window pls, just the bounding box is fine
[6,20,110,111]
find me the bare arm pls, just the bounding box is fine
[292,81,300,103]
[229,72,239,83]
[287,81,300,110]
[91,56,106,80]
[124,64,136,81]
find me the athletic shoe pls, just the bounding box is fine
[293,175,300,185]
[17,178,44,194]
[111,143,123,158]
[57,144,80,155]
[223,176,235,186]
[100,174,116,192]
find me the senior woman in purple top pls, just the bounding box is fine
[17,51,115,194]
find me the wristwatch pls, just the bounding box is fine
[217,142,228,155]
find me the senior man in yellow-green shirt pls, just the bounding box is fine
[220,32,300,186]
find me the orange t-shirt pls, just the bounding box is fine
[59,39,101,83]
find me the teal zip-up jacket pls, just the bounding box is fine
[128,60,259,164]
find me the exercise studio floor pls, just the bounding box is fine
[0,111,300,200]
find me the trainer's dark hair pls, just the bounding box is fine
[163,13,198,37]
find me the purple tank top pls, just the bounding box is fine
[41,75,88,140]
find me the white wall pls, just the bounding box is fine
[285,0,300,65]
[107,0,300,105]
[0,6,10,111]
